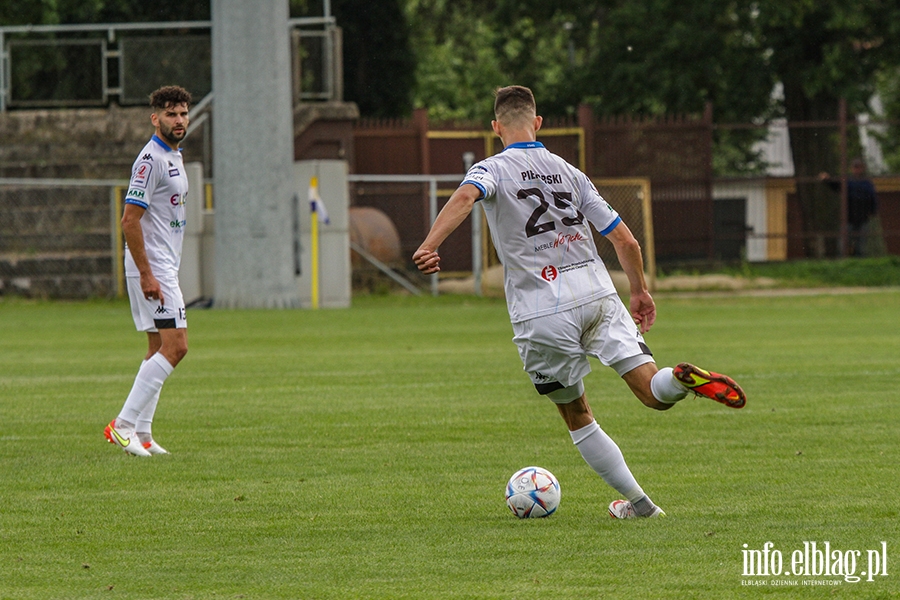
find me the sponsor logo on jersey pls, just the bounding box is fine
[126,188,145,200]
[541,265,558,281]
[170,219,186,229]
[558,259,594,274]
[170,193,186,206]
[534,231,588,253]
[521,170,563,184]
[141,153,152,160]
[554,231,586,251]
[132,161,152,189]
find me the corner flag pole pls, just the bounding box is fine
[309,176,320,310]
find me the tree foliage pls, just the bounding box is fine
[330,0,415,118]
[747,0,900,254]
[404,0,900,256]
[5,0,900,186]
[875,68,900,173]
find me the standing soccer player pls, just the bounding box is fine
[413,85,747,518]
[105,85,192,457]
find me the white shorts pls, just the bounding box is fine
[511,294,654,393]
[127,272,187,332]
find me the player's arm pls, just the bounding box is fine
[121,203,164,303]
[605,221,655,333]
[413,183,481,274]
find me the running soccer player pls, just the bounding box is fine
[105,85,192,457]
[413,85,746,518]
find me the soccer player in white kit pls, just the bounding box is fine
[414,86,746,518]
[104,86,192,457]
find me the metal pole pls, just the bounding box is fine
[462,152,481,296]
[429,178,438,296]
[471,203,483,296]
[1,30,6,112]
[838,97,848,257]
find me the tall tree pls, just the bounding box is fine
[752,0,900,255]
[406,0,505,122]
[407,0,900,256]
[331,0,415,118]
[875,68,900,173]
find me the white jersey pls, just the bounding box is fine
[463,141,621,323]
[123,135,189,276]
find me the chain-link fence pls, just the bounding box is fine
[1,18,341,112]
[592,179,655,288]
[348,175,656,293]
[0,179,122,298]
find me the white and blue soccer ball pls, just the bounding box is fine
[505,466,561,518]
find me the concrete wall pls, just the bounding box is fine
[0,105,204,179]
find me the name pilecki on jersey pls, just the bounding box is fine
[463,141,622,323]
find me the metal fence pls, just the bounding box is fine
[0,178,125,298]
[0,17,340,112]
[347,174,656,294]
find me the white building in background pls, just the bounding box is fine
[751,84,889,176]
[711,85,890,263]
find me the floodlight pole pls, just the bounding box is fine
[211,0,300,308]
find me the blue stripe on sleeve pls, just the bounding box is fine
[124,199,149,210]
[462,180,486,201]
[599,216,622,236]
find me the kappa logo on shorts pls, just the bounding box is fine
[541,265,559,282]
[154,306,169,315]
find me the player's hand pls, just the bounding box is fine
[140,272,165,305]
[630,290,656,334]
[413,247,441,274]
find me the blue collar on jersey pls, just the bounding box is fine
[151,134,182,153]
[503,141,545,151]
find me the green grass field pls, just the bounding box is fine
[1,291,899,599]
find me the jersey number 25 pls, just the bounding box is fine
[520,188,585,238]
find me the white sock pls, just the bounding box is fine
[134,358,161,437]
[135,389,161,437]
[570,420,645,503]
[117,353,174,427]
[651,367,689,404]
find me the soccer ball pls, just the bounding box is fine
[505,466,561,518]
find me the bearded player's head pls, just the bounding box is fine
[149,86,192,150]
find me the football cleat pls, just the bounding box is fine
[142,439,169,455]
[106,422,151,457]
[608,499,666,519]
[673,363,746,409]
[103,420,116,444]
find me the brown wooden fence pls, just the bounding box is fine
[352,106,713,269]
[350,105,899,270]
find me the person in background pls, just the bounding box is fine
[819,158,880,256]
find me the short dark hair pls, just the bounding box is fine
[149,86,192,110]
[494,85,536,124]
